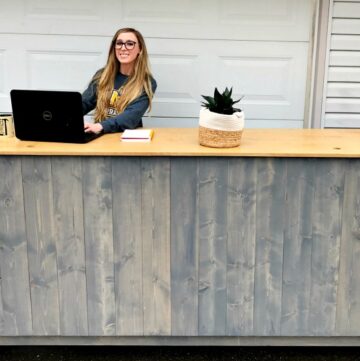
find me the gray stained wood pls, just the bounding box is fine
[337,159,360,335]
[309,160,344,336]
[198,158,228,336]
[1,156,360,337]
[254,158,286,336]
[141,158,171,335]
[0,157,32,335]
[51,157,88,336]
[112,158,143,335]
[21,157,60,335]
[226,158,257,336]
[171,158,199,336]
[281,159,314,336]
[83,157,116,336]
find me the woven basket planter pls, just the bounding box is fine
[199,108,245,148]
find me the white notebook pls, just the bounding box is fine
[121,129,154,142]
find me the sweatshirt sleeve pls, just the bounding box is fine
[82,79,97,115]
[101,78,157,133]
[100,92,149,133]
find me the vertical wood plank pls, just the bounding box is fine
[198,158,228,336]
[112,158,143,335]
[141,158,171,335]
[0,156,32,335]
[254,158,286,336]
[51,157,88,336]
[82,157,115,336]
[171,158,199,336]
[281,159,315,335]
[309,159,344,336]
[336,159,360,335]
[21,156,60,335]
[227,158,257,336]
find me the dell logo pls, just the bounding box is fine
[42,110,53,121]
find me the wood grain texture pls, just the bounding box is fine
[198,158,228,336]
[226,158,257,336]
[21,156,60,335]
[112,158,143,335]
[51,157,88,336]
[141,158,171,335]
[3,129,360,158]
[82,157,115,336]
[171,158,199,336]
[309,159,344,336]
[254,158,286,336]
[281,159,315,335]
[0,157,32,335]
[4,154,360,338]
[336,159,360,335]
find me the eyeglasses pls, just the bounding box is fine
[115,40,137,50]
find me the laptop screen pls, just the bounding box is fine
[10,89,99,143]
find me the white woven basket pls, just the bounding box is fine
[199,108,245,148]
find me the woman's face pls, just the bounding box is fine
[115,32,141,68]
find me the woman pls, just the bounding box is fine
[82,28,157,134]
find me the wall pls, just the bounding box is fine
[323,0,360,128]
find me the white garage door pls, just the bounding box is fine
[0,0,314,128]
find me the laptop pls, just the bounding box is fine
[10,89,102,143]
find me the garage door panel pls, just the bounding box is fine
[0,1,313,127]
[27,51,103,91]
[121,0,201,23]
[0,50,5,95]
[25,0,101,19]
[0,34,308,122]
[24,38,106,93]
[0,50,7,110]
[0,38,29,111]
[0,0,313,41]
[0,34,107,111]
[149,40,308,120]
[143,117,303,128]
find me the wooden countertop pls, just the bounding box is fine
[1,128,360,157]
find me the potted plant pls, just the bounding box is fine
[199,87,244,148]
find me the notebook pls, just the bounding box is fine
[10,89,102,143]
[121,129,154,142]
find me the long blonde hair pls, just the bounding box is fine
[93,28,154,122]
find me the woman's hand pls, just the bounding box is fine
[84,122,103,134]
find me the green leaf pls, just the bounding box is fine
[202,87,244,115]
[201,95,215,103]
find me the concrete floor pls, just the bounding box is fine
[1,347,360,361]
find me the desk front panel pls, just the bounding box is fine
[0,155,359,337]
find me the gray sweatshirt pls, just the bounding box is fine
[82,71,157,133]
